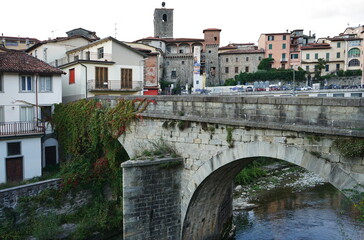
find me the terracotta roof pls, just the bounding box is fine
[301,43,331,50]
[203,28,222,32]
[0,50,65,74]
[219,49,265,55]
[163,38,204,43]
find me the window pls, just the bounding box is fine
[34,50,38,58]
[95,67,108,88]
[268,44,272,49]
[315,53,318,59]
[306,65,309,71]
[290,54,298,59]
[325,65,329,72]
[121,68,133,88]
[326,53,330,60]
[258,56,262,61]
[69,68,75,84]
[348,59,360,66]
[349,40,361,47]
[348,48,360,57]
[246,57,249,61]
[0,106,4,122]
[268,35,274,41]
[6,40,18,46]
[337,42,341,48]
[337,52,341,58]
[171,70,176,79]
[162,14,167,22]
[283,35,286,40]
[7,142,21,156]
[182,61,185,65]
[225,67,229,74]
[306,53,310,60]
[235,67,239,73]
[74,55,79,61]
[43,48,47,62]
[97,47,104,59]
[39,76,52,92]
[85,51,90,60]
[40,106,52,122]
[245,66,249,72]
[225,58,229,63]
[236,57,239,62]
[20,75,33,92]
[336,64,340,71]
[282,53,286,60]
[268,54,273,58]
[20,106,34,122]
[282,43,286,49]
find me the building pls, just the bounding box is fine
[137,5,222,90]
[258,32,291,69]
[66,28,100,41]
[258,30,316,70]
[0,50,64,183]
[58,36,147,103]
[0,36,39,51]
[218,44,264,81]
[26,36,93,67]
[125,42,163,95]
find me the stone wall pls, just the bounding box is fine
[0,179,60,219]
[122,157,182,240]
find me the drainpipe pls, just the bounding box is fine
[81,63,88,99]
[35,74,39,121]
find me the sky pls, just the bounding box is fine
[1,0,364,46]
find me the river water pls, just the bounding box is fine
[233,170,364,240]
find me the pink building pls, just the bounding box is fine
[258,32,291,69]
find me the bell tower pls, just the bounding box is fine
[154,2,173,38]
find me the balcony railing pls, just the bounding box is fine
[87,79,143,91]
[0,121,45,137]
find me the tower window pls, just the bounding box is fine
[162,14,167,22]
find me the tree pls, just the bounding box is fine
[314,58,326,79]
[258,58,274,71]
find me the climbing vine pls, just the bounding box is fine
[332,138,364,158]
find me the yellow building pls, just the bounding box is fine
[0,36,39,50]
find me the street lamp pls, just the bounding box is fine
[291,65,296,96]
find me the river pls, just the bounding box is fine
[233,166,364,240]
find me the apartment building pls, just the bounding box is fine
[218,44,264,81]
[258,32,291,69]
[0,36,39,50]
[0,50,64,183]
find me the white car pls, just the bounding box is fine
[301,86,312,90]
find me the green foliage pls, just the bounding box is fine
[343,185,364,222]
[258,58,274,71]
[159,160,182,169]
[226,127,234,148]
[314,58,326,79]
[337,69,362,77]
[32,213,61,240]
[234,161,267,186]
[332,138,364,158]
[226,68,306,86]
[134,138,179,160]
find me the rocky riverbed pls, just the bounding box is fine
[233,164,327,211]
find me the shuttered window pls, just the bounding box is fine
[95,67,108,89]
[121,68,132,89]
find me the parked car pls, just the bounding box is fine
[301,86,312,90]
[255,87,266,91]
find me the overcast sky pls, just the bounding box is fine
[1,0,363,46]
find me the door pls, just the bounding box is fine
[45,146,57,166]
[6,157,23,182]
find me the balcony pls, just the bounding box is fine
[87,79,143,92]
[0,121,45,137]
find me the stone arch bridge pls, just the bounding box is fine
[96,95,364,240]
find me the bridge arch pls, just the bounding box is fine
[181,141,359,239]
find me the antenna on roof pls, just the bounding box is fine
[115,23,118,39]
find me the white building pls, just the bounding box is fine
[57,37,147,102]
[0,50,64,183]
[26,36,92,67]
